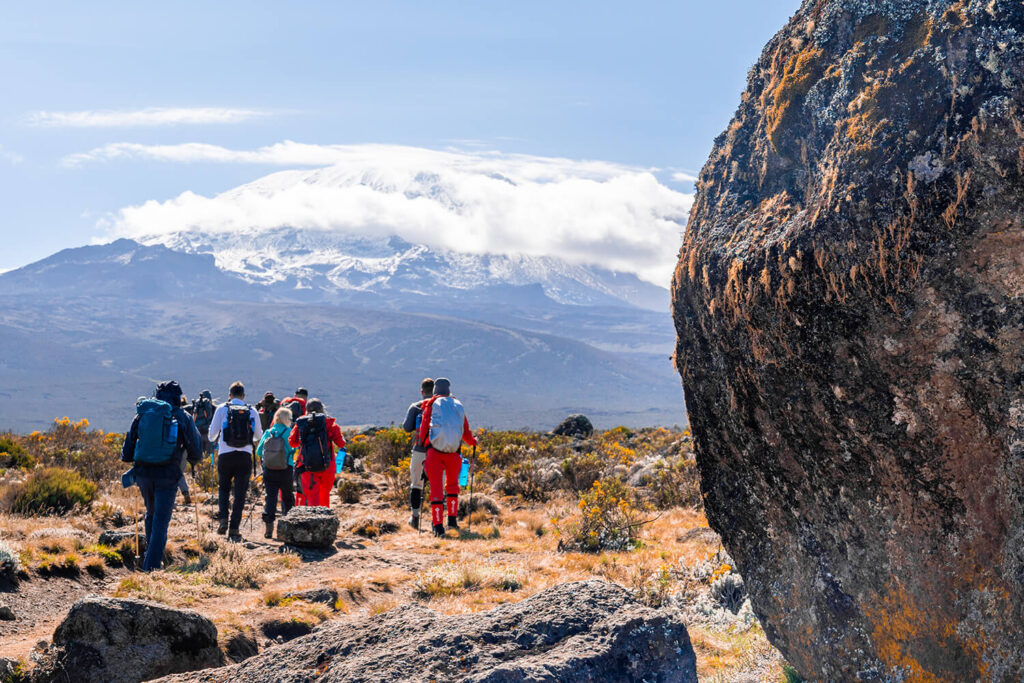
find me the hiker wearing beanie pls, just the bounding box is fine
[207,381,264,542]
[256,392,280,432]
[417,377,477,537]
[121,380,202,571]
[256,407,297,538]
[402,378,435,530]
[289,398,345,507]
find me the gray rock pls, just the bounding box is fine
[276,506,339,549]
[98,528,146,552]
[457,493,502,519]
[552,414,594,439]
[0,604,14,621]
[157,580,697,682]
[282,588,338,606]
[41,596,223,683]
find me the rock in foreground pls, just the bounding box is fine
[158,580,697,683]
[41,596,223,682]
[673,1,1024,681]
[276,506,339,548]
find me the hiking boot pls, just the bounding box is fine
[447,515,459,531]
[228,528,242,543]
[264,520,274,539]
[182,492,192,506]
[432,524,446,538]
[217,520,229,535]
[409,513,420,531]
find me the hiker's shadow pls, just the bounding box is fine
[335,539,366,551]
[452,530,487,541]
[280,545,340,562]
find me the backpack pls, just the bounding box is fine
[223,403,255,448]
[192,396,215,431]
[134,399,179,465]
[297,413,331,472]
[262,432,289,470]
[283,398,303,422]
[428,396,466,453]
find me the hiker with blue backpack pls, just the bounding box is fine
[289,398,346,508]
[416,378,477,537]
[402,378,434,530]
[121,380,203,571]
[207,381,263,542]
[256,407,297,539]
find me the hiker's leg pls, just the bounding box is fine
[142,478,177,571]
[263,471,280,522]
[280,467,294,515]
[424,449,445,528]
[217,453,232,523]
[136,475,156,541]
[443,452,461,522]
[409,450,426,512]
[229,454,251,530]
[316,471,334,506]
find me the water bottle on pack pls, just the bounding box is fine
[459,457,470,487]
[336,449,347,474]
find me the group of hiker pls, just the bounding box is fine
[120,376,476,572]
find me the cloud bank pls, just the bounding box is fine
[30,107,267,128]
[103,143,692,285]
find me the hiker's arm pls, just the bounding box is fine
[255,431,266,459]
[417,399,433,447]
[329,422,346,450]
[207,406,223,441]
[462,417,477,447]
[288,425,300,448]
[250,407,264,442]
[182,414,203,465]
[121,417,139,462]
[402,404,419,432]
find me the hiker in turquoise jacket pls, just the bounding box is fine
[256,408,297,538]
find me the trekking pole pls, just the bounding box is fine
[468,445,476,534]
[133,496,141,563]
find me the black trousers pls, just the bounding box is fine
[218,450,252,530]
[263,467,294,521]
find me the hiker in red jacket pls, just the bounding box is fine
[289,398,345,507]
[417,377,477,537]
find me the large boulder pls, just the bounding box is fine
[276,506,339,548]
[41,596,223,682]
[157,580,697,682]
[552,413,594,439]
[673,1,1024,681]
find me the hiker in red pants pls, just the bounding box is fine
[417,377,477,537]
[289,398,345,507]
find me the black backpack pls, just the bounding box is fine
[192,396,215,431]
[223,404,254,448]
[284,399,304,422]
[297,413,331,472]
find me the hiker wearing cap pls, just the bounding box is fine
[289,398,345,508]
[417,378,477,537]
[256,407,297,538]
[402,378,434,530]
[280,387,308,424]
[207,381,264,542]
[121,380,203,570]
[256,392,280,432]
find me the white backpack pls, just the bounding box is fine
[428,396,466,453]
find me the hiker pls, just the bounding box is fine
[256,391,280,432]
[289,398,345,508]
[120,380,202,571]
[402,377,435,530]
[281,387,308,423]
[191,390,217,459]
[256,407,297,538]
[417,377,477,537]
[207,381,263,542]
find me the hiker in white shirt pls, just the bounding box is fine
[207,381,263,541]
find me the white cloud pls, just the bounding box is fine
[101,143,693,285]
[671,171,698,183]
[0,145,23,165]
[30,107,267,128]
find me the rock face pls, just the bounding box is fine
[276,506,339,548]
[672,1,1024,681]
[43,596,223,682]
[553,413,594,438]
[158,580,697,683]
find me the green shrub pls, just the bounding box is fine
[10,467,98,515]
[336,478,362,504]
[782,664,804,683]
[0,435,36,469]
[501,462,549,502]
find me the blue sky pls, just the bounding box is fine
[0,1,798,276]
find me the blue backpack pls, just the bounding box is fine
[134,399,179,465]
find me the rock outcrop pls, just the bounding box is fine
[276,506,339,548]
[158,580,697,682]
[672,1,1024,680]
[553,413,594,438]
[40,596,223,682]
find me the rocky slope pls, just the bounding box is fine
[158,581,698,683]
[672,0,1024,680]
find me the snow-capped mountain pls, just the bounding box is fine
[136,227,669,312]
